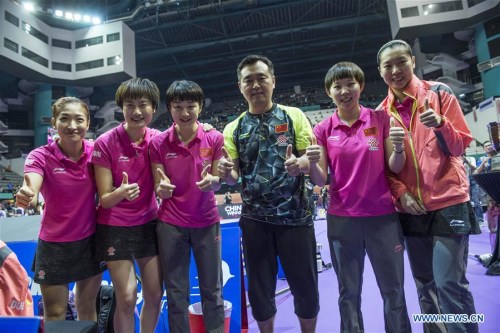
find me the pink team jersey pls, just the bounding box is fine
[92,124,160,226]
[24,140,97,242]
[314,106,395,217]
[149,123,223,228]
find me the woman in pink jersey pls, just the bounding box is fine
[150,80,225,333]
[306,62,411,332]
[92,78,163,333]
[15,97,104,321]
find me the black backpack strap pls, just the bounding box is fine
[233,113,246,187]
[233,112,246,156]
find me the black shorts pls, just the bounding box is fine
[32,234,106,285]
[399,201,481,236]
[95,219,159,261]
[240,217,320,321]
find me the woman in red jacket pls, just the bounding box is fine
[377,39,480,333]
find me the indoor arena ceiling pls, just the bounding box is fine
[10,0,394,101]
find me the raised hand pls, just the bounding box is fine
[201,123,214,132]
[305,136,321,165]
[389,117,405,153]
[156,168,176,199]
[196,164,217,192]
[419,99,443,128]
[15,175,35,208]
[284,144,301,177]
[119,172,140,201]
[217,147,234,179]
[400,191,426,215]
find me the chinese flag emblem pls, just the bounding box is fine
[275,123,288,133]
[363,127,378,137]
[200,148,213,157]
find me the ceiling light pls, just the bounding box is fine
[54,10,63,17]
[74,13,82,21]
[22,2,35,12]
[92,17,101,25]
[65,12,74,20]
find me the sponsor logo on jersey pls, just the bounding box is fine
[328,136,340,141]
[92,150,101,158]
[277,135,288,146]
[53,167,66,174]
[366,138,379,151]
[118,155,129,163]
[165,153,177,159]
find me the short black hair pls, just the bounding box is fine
[165,80,204,110]
[324,62,365,92]
[115,77,160,110]
[237,55,274,80]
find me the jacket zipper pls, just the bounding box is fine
[391,99,423,203]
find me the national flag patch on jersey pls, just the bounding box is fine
[275,123,288,133]
[363,127,378,137]
[200,148,213,157]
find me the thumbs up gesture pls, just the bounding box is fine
[15,174,36,208]
[419,99,443,128]
[217,147,234,179]
[156,168,176,199]
[119,172,140,201]
[305,136,321,165]
[284,144,302,177]
[389,117,405,153]
[196,164,220,192]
